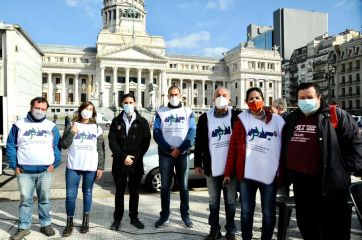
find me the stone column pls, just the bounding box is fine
[158,71,162,107]
[168,78,172,88]
[191,79,195,107]
[74,74,79,105]
[180,78,184,105]
[113,67,118,107]
[61,73,66,105]
[137,68,142,107]
[125,67,130,94]
[100,67,105,107]
[149,69,155,108]
[162,71,168,106]
[202,80,206,107]
[87,74,92,99]
[47,73,53,104]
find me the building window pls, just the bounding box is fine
[342,88,345,97]
[349,75,352,83]
[68,78,73,85]
[357,74,360,82]
[141,78,145,84]
[349,100,353,109]
[249,82,253,87]
[194,83,197,89]
[269,82,272,88]
[235,82,238,88]
[182,82,186,89]
[204,84,207,90]
[348,62,353,71]
[357,100,360,109]
[341,64,345,72]
[342,76,345,84]
[105,76,111,83]
[349,87,352,96]
[341,101,345,109]
[118,77,125,83]
[42,77,47,84]
[356,60,360,70]
[56,78,60,84]
[42,92,47,99]
[204,97,208,105]
[268,97,273,106]
[235,96,238,105]
[259,82,263,88]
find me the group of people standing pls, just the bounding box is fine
[6,81,362,240]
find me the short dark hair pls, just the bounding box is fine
[245,87,264,101]
[168,85,181,95]
[122,93,136,102]
[30,97,49,109]
[296,83,321,98]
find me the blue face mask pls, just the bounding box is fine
[298,99,318,114]
[123,104,134,115]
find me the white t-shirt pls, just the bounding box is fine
[67,122,103,171]
[238,111,285,184]
[15,118,55,166]
[157,106,193,147]
[207,108,232,177]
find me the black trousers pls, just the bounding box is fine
[290,171,351,240]
[113,170,143,221]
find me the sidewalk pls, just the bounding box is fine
[1,184,362,240]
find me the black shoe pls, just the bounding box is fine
[182,217,193,228]
[225,232,236,240]
[154,217,169,228]
[110,220,121,231]
[63,217,74,237]
[80,213,90,234]
[205,231,222,240]
[10,229,30,240]
[40,225,55,236]
[131,218,145,229]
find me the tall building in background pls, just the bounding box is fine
[273,8,328,61]
[247,24,273,50]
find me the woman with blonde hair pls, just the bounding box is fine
[60,101,105,237]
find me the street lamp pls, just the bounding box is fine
[324,64,336,104]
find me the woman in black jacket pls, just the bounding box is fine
[108,93,151,231]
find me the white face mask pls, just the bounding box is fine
[32,109,46,120]
[214,96,229,109]
[123,104,135,115]
[169,96,180,107]
[81,109,93,119]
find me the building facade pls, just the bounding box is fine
[39,0,282,118]
[273,8,328,61]
[0,22,43,139]
[282,29,362,115]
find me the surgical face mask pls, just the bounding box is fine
[169,96,180,107]
[215,96,229,109]
[298,99,318,115]
[247,99,264,114]
[81,109,93,119]
[32,109,46,120]
[123,104,135,115]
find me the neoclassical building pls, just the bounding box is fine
[40,0,282,118]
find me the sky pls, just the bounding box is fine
[0,0,361,57]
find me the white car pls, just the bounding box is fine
[141,146,203,192]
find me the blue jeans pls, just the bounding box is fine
[65,168,96,217]
[240,179,276,240]
[159,154,189,220]
[206,175,237,234]
[17,171,52,229]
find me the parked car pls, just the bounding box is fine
[352,115,362,128]
[141,146,203,192]
[96,113,112,127]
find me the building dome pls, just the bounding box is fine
[102,0,147,34]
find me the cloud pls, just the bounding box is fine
[198,47,229,57]
[206,0,234,10]
[166,31,210,49]
[65,0,102,19]
[178,2,199,9]
[334,0,361,9]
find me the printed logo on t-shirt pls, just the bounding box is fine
[164,114,185,126]
[74,131,97,143]
[23,128,51,140]
[247,127,277,141]
[211,124,231,141]
[291,125,317,143]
